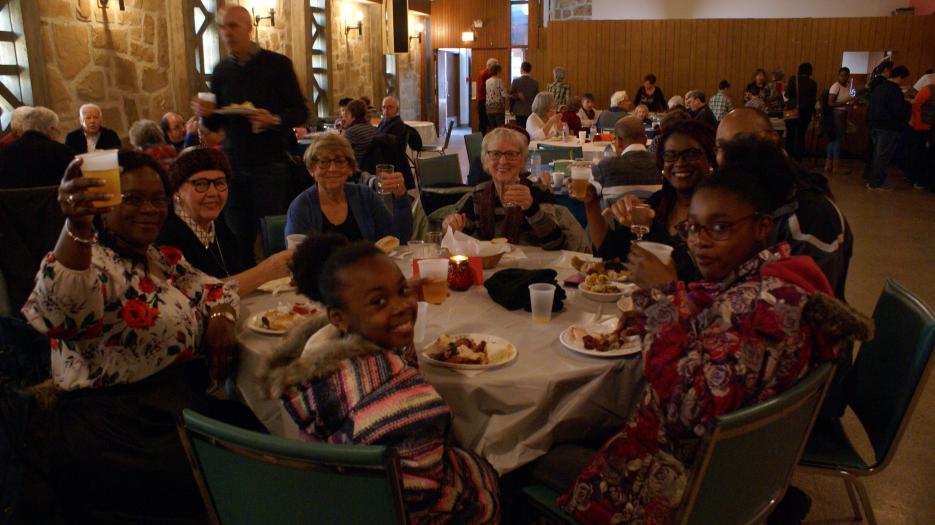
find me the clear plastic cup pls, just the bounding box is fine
[78,150,120,208]
[578,130,587,144]
[375,164,394,195]
[197,92,217,104]
[413,301,429,343]
[417,258,449,305]
[529,283,556,324]
[635,241,674,266]
[286,234,307,250]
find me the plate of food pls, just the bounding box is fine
[248,302,319,335]
[422,334,517,371]
[215,102,261,116]
[256,276,296,294]
[571,255,629,282]
[560,319,642,358]
[579,274,631,302]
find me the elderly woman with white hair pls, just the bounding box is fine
[442,127,589,251]
[0,105,33,147]
[0,106,75,189]
[547,66,571,108]
[129,119,177,170]
[595,90,633,130]
[526,91,564,141]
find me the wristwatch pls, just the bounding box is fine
[209,310,236,324]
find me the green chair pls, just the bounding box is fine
[537,148,578,165]
[464,131,483,165]
[178,409,409,525]
[537,143,583,159]
[259,214,287,257]
[417,154,462,187]
[521,363,834,525]
[799,279,935,525]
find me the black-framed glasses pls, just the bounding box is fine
[486,150,523,161]
[315,157,350,168]
[675,214,761,241]
[662,148,706,163]
[184,178,228,193]
[121,194,171,209]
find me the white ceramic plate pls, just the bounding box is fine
[579,282,627,302]
[421,333,517,371]
[256,276,296,294]
[247,303,318,335]
[560,321,642,358]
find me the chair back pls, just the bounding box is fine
[441,119,455,149]
[848,279,935,468]
[178,409,408,525]
[259,215,287,257]
[537,148,578,164]
[464,132,484,164]
[417,154,462,187]
[677,363,834,525]
[537,143,583,159]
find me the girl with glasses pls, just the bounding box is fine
[158,147,294,295]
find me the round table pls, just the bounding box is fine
[235,247,645,474]
[407,120,437,146]
[529,139,613,162]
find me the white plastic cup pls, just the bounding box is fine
[578,130,587,144]
[413,301,429,343]
[197,91,217,104]
[529,283,556,324]
[286,234,307,250]
[635,241,674,266]
[78,150,120,208]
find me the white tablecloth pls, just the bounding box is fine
[407,120,437,146]
[529,139,614,162]
[235,247,644,474]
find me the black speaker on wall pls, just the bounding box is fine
[383,0,409,54]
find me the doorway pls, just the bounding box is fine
[436,49,460,134]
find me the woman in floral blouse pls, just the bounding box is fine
[549,168,868,524]
[22,151,240,523]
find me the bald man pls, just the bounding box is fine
[591,116,660,189]
[191,5,308,263]
[716,108,853,301]
[376,96,421,188]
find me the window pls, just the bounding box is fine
[0,0,38,129]
[510,48,524,82]
[309,0,329,118]
[511,2,529,47]
[193,0,220,88]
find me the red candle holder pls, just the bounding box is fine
[448,255,473,291]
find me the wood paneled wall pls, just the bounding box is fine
[539,16,935,110]
[430,0,511,49]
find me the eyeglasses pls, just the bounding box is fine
[184,178,228,193]
[486,150,523,161]
[662,148,706,163]
[121,194,171,209]
[675,214,761,241]
[315,157,350,168]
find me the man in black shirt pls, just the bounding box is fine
[192,5,308,262]
[685,90,717,128]
[0,107,74,189]
[376,96,421,188]
[864,65,911,189]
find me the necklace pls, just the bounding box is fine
[205,233,231,277]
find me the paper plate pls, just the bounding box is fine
[247,303,318,335]
[559,321,642,358]
[256,276,296,294]
[421,333,517,371]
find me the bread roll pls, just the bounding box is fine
[375,236,400,254]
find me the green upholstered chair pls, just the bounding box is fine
[521,363,833,525]
[416,154,462,188]
[799,279,935,525]
[464,131,484,165]
[259,215,287,258]
[537,143,583,160]
[178,409,409,525]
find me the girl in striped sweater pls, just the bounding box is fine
[259,234,500,524]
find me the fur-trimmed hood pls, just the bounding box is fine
[256,315,384,400]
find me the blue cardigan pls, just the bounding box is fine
[284,183,412,242]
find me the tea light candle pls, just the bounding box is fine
[448,255,472,291]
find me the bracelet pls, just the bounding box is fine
[209,310,236,324]
[65,224,98,246]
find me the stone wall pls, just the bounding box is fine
[328,0,381,116]
[38,0,177,139]
[550,0,592,21]
[395,15,425,121]
[254,0,292,58]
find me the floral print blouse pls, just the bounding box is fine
[22,244,238,391]
[558,244,836,524]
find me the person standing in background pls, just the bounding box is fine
[784,62,818,162]
[825,67,854,175]
[864,65,911,189]
[547,66,571,109]
[634,73,666,112]
[476,58,498,134]
[510,61,539,128]
[908,77,934,191]
[485,63,508,129]
[191,5,308,263]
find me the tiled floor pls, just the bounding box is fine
[443,127,935,523]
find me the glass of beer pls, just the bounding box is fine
[417,258,449,305]
[78,150,121,208]
[375,164,394,195]
[629,204,653,241]
[570,162,592,199]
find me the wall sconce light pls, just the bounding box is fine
[345,10,364,37]
[409,23,424,46]
[98,0,126,10]
[461,31,475,43]
[252,6,275,29]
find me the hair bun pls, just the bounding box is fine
[291,233,350,301]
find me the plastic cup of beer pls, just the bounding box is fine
[529,283,556,324]
[634,241,674,266]
[570,162,591,199]
[286,234,307,250]
[417,258,449,305]
[78,150,121,208]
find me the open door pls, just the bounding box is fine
[436,50,459,134]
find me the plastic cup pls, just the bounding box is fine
[197,92,216,104]
[417,258,449,305]
[413,301,429,343]
[635,241,674,266]
[286,234,307,250]
[570,162,591,198]
[78,150,120,208]
[529,283,556,324]
[375,163,394,195]
[578,130,587,144]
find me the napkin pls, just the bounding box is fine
[484,268,566,312]
[441,227,511,257]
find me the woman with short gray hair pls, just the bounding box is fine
[526,91,563,141]
[129,119,177,169]
[21,106,60,138]
[547,66,571,107]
